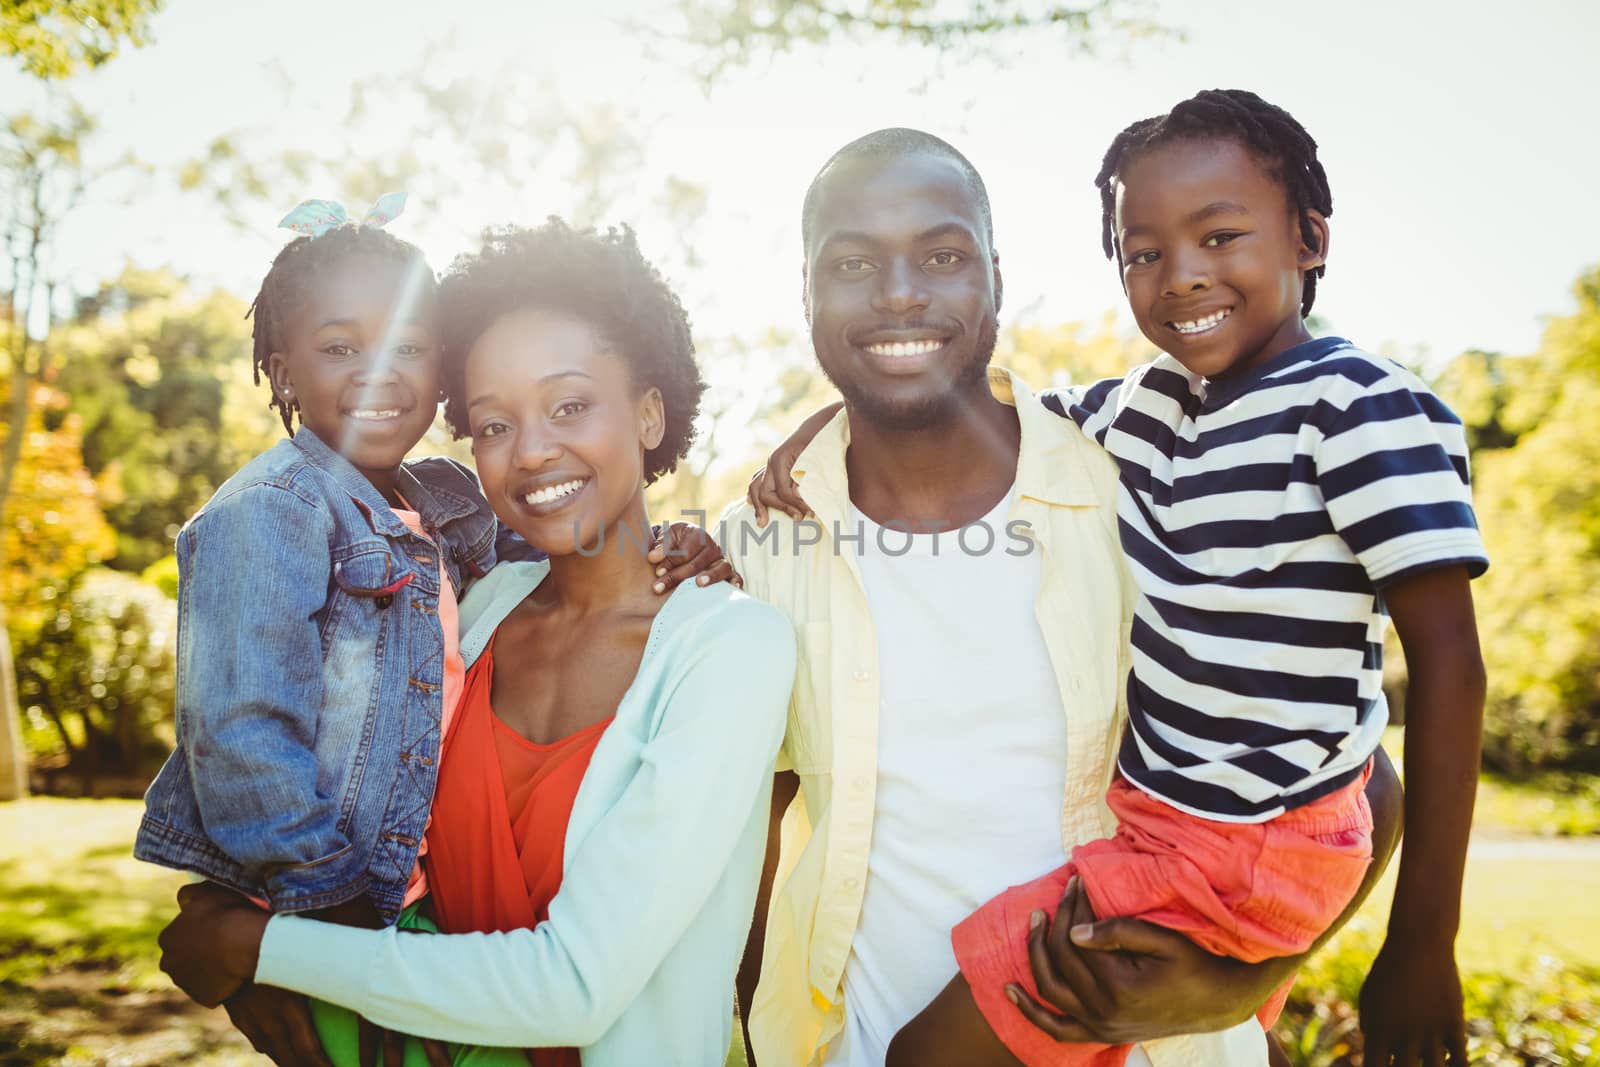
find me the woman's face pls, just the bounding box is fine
[464,308,663,556]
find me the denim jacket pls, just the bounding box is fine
[135,427,515,921]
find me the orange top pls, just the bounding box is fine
[424,634,611,1067]
[392,503,466,909]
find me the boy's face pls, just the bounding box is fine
[803,152,1001,431]
[463,308,662,558]
[1114,138,1328,380]
[267,254,441,479]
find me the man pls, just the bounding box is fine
[721,129,1400,1067]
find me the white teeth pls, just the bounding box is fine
[1170,309,1231,335]
[349,408,402,419]
[523,479,585,506]
[865,339,944,357]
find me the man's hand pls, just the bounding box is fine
[1359,939,1468,1066]
[647,521,741,593]
[158,882,270,1008]
[1011,876,1286,1042]
[222,982,334,1067]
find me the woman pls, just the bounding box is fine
[159,219,796,1066]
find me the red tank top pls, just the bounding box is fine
[424,634,611,1067]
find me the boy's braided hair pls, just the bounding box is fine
[247,225,438,434]
[1094,89,1333,317]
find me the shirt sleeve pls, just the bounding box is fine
[178,487,369,911]
[1039,375,1125,430]
[255,597,796,1048]
[1315,373,1488,587]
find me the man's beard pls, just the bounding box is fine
[820,315,998,434]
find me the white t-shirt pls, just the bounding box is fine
[826,486,1073,1067]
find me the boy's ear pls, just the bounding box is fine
[800,261,812,326]
[638,386,666,452]
[1300,210,1331,272]
[992,253,1004,316]
[266,351,295,404]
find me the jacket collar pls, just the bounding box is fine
[289,426,413,538]
[789,365,1104,524]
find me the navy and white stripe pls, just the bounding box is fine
[1043,337,1487,822]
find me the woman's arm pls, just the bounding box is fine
[163,598,796,1048]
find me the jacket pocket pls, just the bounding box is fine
[333,545,413,599]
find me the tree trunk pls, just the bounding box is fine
[0,603,28,800]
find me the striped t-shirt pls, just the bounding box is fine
[1043,336,1487,822]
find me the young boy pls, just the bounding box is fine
[752,91,1487,1067]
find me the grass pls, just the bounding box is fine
[3,790,1598,1065]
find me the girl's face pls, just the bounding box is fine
[463,308,664,556]
[267,254,441,479]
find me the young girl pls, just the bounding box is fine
[153,219,796,1067]
[136,202,730,1065]
[752,92,1487,1067]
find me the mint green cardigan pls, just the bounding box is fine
[255,561,795,1065]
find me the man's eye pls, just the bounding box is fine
[838,258,872,273]
[926,251,962,267]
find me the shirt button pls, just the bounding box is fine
[844,877,859,889]
[853,775,869,791]
[852,670,868,682]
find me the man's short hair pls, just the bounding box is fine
[800,128,994,254]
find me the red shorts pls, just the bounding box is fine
[952,764,1374,1067]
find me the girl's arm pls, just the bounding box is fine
[167,597,796,1046]
[177,487,370,913]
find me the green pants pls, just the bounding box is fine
[309,903,534,1067]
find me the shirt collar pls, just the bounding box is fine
[289,426,410,537]
[789,365,1104,521]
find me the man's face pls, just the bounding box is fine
[804,152,1001,431]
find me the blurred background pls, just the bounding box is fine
[1,1,1596,1064]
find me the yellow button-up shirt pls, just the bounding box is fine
[721,368,1267,1067]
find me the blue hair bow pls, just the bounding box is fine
[278,192,407,237]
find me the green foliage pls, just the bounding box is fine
[14,568,176,783]
[673,0,1172,80]
[1438,268,1600,774]
[0,0,161,80]
[1277,924,1600,1066]
[1476,772,1600,838]
[51,268,278,573]
[0,377,116,642]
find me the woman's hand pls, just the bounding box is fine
[158,882,270,1008]
[647,521,741,593]
[1009,876,1287,1042]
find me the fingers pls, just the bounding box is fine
[358,1013,377,1067]
[1024,908,1092,1019]
[421,1037,454,1067]
[1044,880,1112,1018]
[1006,984,1095,1042]
[224,993,271,1059]
[383,1025,406,1067]
[748,467,770,527]
[1424,1033,1445,1067]
[1445,1023,1468,1066]
[657,544,725,593]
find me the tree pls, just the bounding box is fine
[1,0,158,800]
[1439,267,1600,774]
[669,0,1171,80]
[53,268,277,573]
[1,0,161,79]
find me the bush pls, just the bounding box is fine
[14,567,176,791]
[1277,925,1600,1066]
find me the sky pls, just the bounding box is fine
[6,0,1598,371]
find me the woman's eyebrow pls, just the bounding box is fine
[467,371,594,411]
